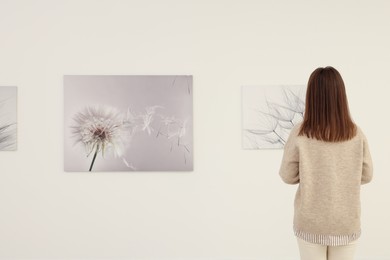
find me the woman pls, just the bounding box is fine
[279,66,373,260]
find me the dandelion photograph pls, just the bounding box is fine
[0,86,17,151]
[64,75,193,172]
[242,85,305,149]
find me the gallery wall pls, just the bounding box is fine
[0,0,389,259]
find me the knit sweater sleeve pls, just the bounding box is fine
[279,126,300,185]
[361,132,373,184]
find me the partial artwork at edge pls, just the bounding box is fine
[64,75,193,172]
[242,85,306,149]
[0,86,17,151]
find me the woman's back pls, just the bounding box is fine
[280,123,373,246]
[279,67,373,258]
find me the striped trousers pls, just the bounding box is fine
[297,238,358,260]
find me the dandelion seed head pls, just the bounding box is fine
[72,106,133,157]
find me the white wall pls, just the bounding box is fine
[0,0,389,259]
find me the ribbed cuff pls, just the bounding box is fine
[294,227,361,246]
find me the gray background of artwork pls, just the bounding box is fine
[64,75,193,171]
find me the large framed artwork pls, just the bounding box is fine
[0,86,17,151]
[242,85,305,149]
[64,76,193,172]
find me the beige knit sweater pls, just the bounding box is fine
[279,123,373,246]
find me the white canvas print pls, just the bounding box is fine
[64,75,193,172]
[242,85,306,149]
[0,86,17,151]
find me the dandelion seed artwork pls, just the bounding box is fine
[0,86,17,151]
[64,75,193,172]
[242,85,306,149]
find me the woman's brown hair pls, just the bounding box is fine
[299,66,357,142]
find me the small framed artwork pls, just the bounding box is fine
[242,85,306,149]
[64,75,193,172]
[0,86,17,151]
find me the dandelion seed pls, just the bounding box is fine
[72,106,133,171]
[0,123,16,150]
[0,95,17,151]
[140,106,163,135]
[122,157,136,171]
[161,116,176,126]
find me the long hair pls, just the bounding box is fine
[299,66,356,142]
